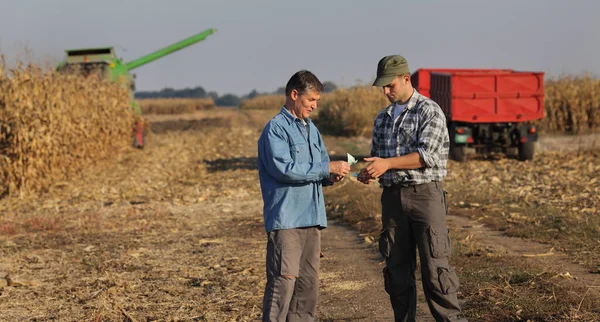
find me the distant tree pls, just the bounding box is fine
[186,86,207,98]
[135,86,209,99]
[323,81,337,93]
[208,91,219,101]
[245,89,260,99]
[161,87,174,92]
[215,94,241,107]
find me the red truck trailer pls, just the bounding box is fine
[411,68,544,161]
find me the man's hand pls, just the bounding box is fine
[329,174,344,183]
[357,168,374,184]
[329,161,350,177]
[364,157,390,179]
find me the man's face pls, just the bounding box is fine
[382,75,410,103]
[290,88,320,119]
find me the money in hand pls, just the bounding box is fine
[347,153,357,166]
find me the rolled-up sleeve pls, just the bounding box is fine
[259,123,329,184]
[417,106,448,168]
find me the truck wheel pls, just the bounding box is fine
[518,141,534,161]
[450,144,467,162]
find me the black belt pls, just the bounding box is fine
[388,182,412,188]
[385,181,438,191]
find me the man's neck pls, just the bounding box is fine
[283,101,301,119]
[396,88,414,105]
[284,105,304,121]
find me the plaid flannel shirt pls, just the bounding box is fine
[370,89,450,187]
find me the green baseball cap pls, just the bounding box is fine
[372,55,410,87]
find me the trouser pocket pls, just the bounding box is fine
[429,226,451,258]
[379,228,392,259]
[437,266,460,295]
[382,266,393,295]
[443,190,449,215]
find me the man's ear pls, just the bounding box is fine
[290,89,299,101]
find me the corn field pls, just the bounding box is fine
[139,98,215,115]
[314,86,389,137]
[541,74,600,134]
[1,56,598,197]
[239,95,285,110]
[0,58,136,196]
[239,75,600,137]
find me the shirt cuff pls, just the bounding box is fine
[322,177,334,186]
[320,161,330,179]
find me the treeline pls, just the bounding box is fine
[134,81,338,107]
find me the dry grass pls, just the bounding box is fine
[239,95,285,111]
[1,106,599,321]
[444,151,600,268]
[323,176,600,321]
[0,111,266,321]
[138,98,216,115]
[0,57,136,197]
[315,86,389,137]
[454,237,600,322]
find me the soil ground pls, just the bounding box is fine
[0,108,598,321]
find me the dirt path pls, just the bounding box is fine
[447,214,600,296]
[320,219,442,322]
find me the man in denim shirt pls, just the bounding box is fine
[258,70,350,322]
[358,55,466,322]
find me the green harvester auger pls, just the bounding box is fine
[56,28,217,148]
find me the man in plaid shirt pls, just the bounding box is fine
[358,55,466,322]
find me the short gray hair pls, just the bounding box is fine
[285,70,324,96]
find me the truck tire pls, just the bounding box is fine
[450,144,467,162]
[518,141,534,161]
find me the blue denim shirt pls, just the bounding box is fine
[258,106,332,232]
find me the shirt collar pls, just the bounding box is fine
[280,106,311,125]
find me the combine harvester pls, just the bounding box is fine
[56,28,217,148]
[411,68,544,161]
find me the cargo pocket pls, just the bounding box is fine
[378,228,392,259]
[437,266,460,295]
[443,190,449,215]
[382,266,393,295]
[429,226,451,258]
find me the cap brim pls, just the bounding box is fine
[372,75,396,87]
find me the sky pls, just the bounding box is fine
[0,0,599,96]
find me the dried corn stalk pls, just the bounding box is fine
[0,57,135,196]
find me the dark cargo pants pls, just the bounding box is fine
[262,227,321,322]
[379,181,466,322]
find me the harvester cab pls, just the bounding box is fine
[58,47,136,92]
[56,28,217,149]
